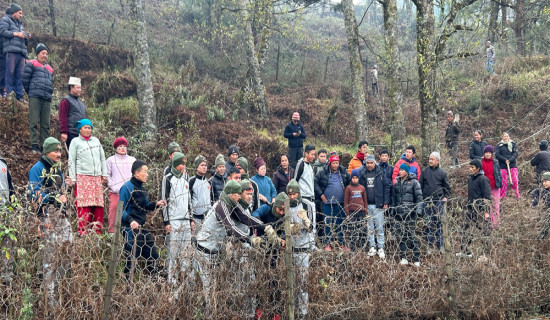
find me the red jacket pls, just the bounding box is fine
[392,156,422,184]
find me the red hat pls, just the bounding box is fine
[328,155,340,164]
[113,136,128,149]
[292,112,300,120]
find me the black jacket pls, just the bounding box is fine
[358,165,390,208]
[531,150,550,175]
[314,165,351,201]
[0,14,27,57]
[22,60,54,101]
[283,121,306,147]
[392,174,423,220]
[419,165,451,200]
[209,172,226,202]
[467,171,492,212]
[445,121,460,143]
[121,177,157,227]
[495,141,518,168]
[272,165,294,194]
[469,140,488,160]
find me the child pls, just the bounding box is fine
[344,169,368,251]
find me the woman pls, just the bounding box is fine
[495,132,519,199]
[68,119,107,235]
[469,130,488,160]
[251,157,276,205]
[105,136,135,234]
[272,154,295,194]
[481,145,502,227]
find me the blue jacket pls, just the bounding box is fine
[28,157,64,217]
[252,203,284,237]
[251,174,277,205]
[358,165,391,208]
[119,177,157,227]
[0,14,27,57]
[283,121,306,147]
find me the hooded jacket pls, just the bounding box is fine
[531,150,550,175]
[209,172,226,202]
[283,121,306,147]
[392,154,422,184]
[467,170,492,212]
[0,14,28,57]
[162,169,190,225]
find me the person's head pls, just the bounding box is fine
[280,154,289,170]
[273,192,289,216]
[539,140,548,151]
[76,119,93,138]
[374,64,378,69]
[292,112,300,125]
[43,137,62,163]
[328,154,340,172]
[428,151,440,167]
[237,157,249,175]
[228,145,239,163]
[399,163,410,178]
[351,169,360,185]
[469,159,482,175]
[167,142,182,159]
[358,140,368,154]
[486,40,491,47]
[483,145,494,159]
[379,149,390,163]
[474,130,483,142]
[113,136,128,156]
[542,172,550,189]
[227,167,241,182]
[405,145,416,161]
[447,110,454,122]
[286,179,301,202]
[317,149,327,163]
[502,132,510,142]
[253,157,267,177]
[240,180,253,204]
[194,155,207,176]
[67,77,82,97]
[365,154,376,171]
[214,154,226,176]
[224,180,242,203]
[36,43,48,64]
[10,4,22,20]
[172,152,186,172]
[132,160,148,182]
[304,144,316,163]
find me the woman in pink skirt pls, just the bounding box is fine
[495,132,520,199]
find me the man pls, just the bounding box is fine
[163,142,184,176]
[59,77,86,148]
[445,111,460,167]
[371,64,379,95]
[533,172,550,239]
[209,154,227,202]
[419,151,451,252]
[347,140,369,174]
[486,41,495,75]
[161,152,193,287]
[531,140,550,185]
[189,155,212,232]
[23,43,53,153]
[236,156,261,211]
[313,148,327,175]
[359,154,390,257]
[295,144,316,202]
[315,154,350,250]
[457,159,492,260]
[392,145,422,184]
[0,150,14,206]
[0,7,10,97]
[226,166,242,183]
[225,145,239,173]
[28,137,71,306]
[0,3,28,103]
[379,149,393,189]
[284,112,307,168]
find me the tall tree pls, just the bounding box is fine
[49,0,57,36]
[130,0,156,136]
[341,0,369,142]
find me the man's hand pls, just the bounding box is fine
[58,194,67,203]
[280,239,286,247]
[251,236,263,248]
[442,197,447,202]
[506,160,510,164]
[156,200,167,207]
[61,134,68,142]
[259,194,268,203]
[297,209,311,229]
[484,212,490,220]
[265,225,280,245]
[14,31,25,38]
[165,224,171,234]
[321,195,328,203]
[293,132,300,137]
[130,221,140,230]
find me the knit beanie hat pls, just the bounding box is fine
[172,152,186,167]
[42,137,61,154]
[76,118,93,131]
[253,157,266,169]
[292,112,300,120]
[540,140,549,151]
[113,136,128,149]
[365,154,376,163]
[224,180,242,195]
[273,192,289,211]
[447,111,454,117]
[228,145,239,157]
[240,179,253,191]
[351,169,360,179]
[286,179,301,195]
[483,145,494,154]
[10,4,21,14]
[36,43,48,54]
[214,154,225,168]
[328,154,340,164]
[237,157,249,173]
[167,142,181,154]
[399,163,410,174]
[542,172,550,181]
[194,155,206,169]
[430,151,441,161]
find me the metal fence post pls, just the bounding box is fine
[283,198,295,320]
[102,201,124,320]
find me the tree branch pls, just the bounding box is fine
[437,52,479,62]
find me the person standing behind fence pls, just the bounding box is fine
[392,145,421,183]
[486,41,495,75]
[530,140,550,185]
[189,155,211,232]
[163,142,183,176]
[445,111,460,167]
[23,43,53,154]
[532,172,550,239]
[105,137,135,234]
[284,112,307,168]
[371,65,379,96]
[119,160,166,278]
[272,153,294,194]
[419,152,450,252]
[237,157,260,212]
[252,157,276,206]
[67,119,107,235]
[347,140,369,174]
[496,132,520,199]
[0,150,14,206]
[469,130,487,160]
[209,154,226,202]
[0,7,10,98]
[481,145,502,228]
[59,77,86,149]
[392,163,423,266]
[345,169,368,251]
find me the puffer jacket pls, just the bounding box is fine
[392,173,423,220]
[209,172,226,202]
[22,60,53,100]
[0,14,27,57]
[272,165,294,194]
[467,171,492,213]
[495,141,518,169]
[314,165,351,201]
[469,140,488,160]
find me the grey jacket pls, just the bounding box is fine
[0,14,27,57]
[162,172,190,225]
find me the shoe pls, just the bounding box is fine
[7,91,14,100]
[399,258,409,265]
[377,248,385,259]
[456,252,473,258]
[16,97,27,104]
[367,247,377,256]
[324,245,332,251]
[31,145,41,154]
[413,261,421,267]
[1,91,6,98]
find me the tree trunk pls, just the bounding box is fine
[381,0,406,156]
[513,0,525,55]
[48,0,57,37]
[342,0,369,142]
[501,1,507,41]
[239,0,269,116]
[488,0,499,42]
[107,18,116,46]
[130,0,157,136]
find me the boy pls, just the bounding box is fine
[344,169,368,251]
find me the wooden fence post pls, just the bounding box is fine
[102,201,124,320]
[283,198,295,320]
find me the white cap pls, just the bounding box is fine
[68,77,81,86]
[430,151,441,160]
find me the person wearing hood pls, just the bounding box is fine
[531,140,550,185]
[457,159,492,260]
[189,155,212,232]
[284,112,307,168]
[236,156,260,211]
[272,153,295,194]
[67,119,107,235]
[225,145,239,173]
[209,154,227,202]
[161,152,193,287]
[163,142,187,177]
[392,163,423,266]
[251,157,276,206]
[347,140,369,174]
[481,145,502,228]
[105,137,135,234]
[469,130,488,160]
[392,145,422,184]
[495,132,519,199]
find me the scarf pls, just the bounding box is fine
[42,155,56,167]
[499,140,514,152]
[219,191,238,210]
[355,152,365,162]
[171,166,183,179]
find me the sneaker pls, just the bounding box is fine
[367,247,377,256]
[413,261,421,267]
[377,248,385,259]
[16,97,27,104]
[456,252,473,258]
[399,258,409,265]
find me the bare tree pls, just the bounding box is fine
[49,0,57,36]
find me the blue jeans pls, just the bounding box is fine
[423,200,445,249]
[0,55,6,91]
[486,59,494,74]
[5,52,25,99]
[367,205,385,249]
[323,203,345,246]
